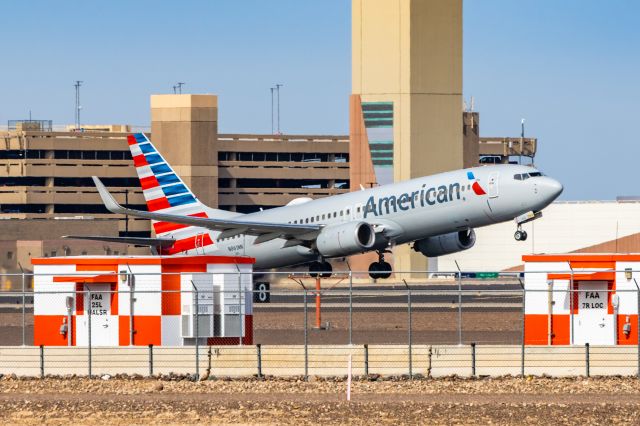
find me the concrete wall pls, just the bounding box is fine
[2,345,637,378]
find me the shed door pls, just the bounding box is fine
[76,284,118,346]
[573,281,614,345]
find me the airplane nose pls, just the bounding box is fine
[544,178,563,200]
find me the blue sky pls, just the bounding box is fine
[1,1,638,200]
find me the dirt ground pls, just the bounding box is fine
[254,310,522,345]
[1,377,639,425]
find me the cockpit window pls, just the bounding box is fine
[514,172,543,180]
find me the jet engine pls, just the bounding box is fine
[316,221,375,258]
[413,229,476,257]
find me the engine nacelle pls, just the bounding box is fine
[414,229,476,257]
[316,221,375,258]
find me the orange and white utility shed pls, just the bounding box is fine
[523,254,640,345]
[32,255,255,347]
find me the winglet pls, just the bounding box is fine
[92,176,127,214]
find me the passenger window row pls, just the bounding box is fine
[290,209,351,225]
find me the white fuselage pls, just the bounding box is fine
[179,164,562,269]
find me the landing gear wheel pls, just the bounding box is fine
[309,261,332,278]
[320,262,332,278]
[378,261,392,279]
[369,261,392,280]
[514,230,528,241]
[368,262,381,279]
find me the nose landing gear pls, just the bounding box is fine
[513,211,542,241]
[514,227,528,241]
[369,251,392,279]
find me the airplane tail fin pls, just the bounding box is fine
[126,132,232,238]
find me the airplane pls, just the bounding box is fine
[69,132,563,279]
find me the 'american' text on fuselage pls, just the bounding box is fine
[364,183,462,218]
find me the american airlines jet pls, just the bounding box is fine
[72,133,563,279]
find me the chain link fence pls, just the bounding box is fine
[1,270,640,378]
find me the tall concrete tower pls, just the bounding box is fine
[351,0,463,272]
[150,94,219,210]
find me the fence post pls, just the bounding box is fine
[129,274,135,346]
[195,286,199,380]
[364,344,369,376]
[408,290,412,378]
[237,270,242,347]
[87,290,92,379]
[585,343,590,378]
[304,289,308,380]
[521,286,526,377]
[21,271,26,347]
[457,271,462,345]
[570,270,574,345]
[40,345,44,379]
[471,342,476,377]
[637,285,640,379]
[257,343,262,379]
[348,271,353,345]
[148,344,153,377]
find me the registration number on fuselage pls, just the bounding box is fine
[228,244,244,252]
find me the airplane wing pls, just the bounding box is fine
[92,176,322,243]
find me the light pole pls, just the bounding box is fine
[520,118,525,165]
[275,83,283,134]
[74,80,83,130]
[270,87,275,134]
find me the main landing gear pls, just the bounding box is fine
[309,260,332,278]
[369,251,392,280]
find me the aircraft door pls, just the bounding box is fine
[354,203,364,220]
[487,173,499,198]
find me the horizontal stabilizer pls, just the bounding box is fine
[63,235,175,248]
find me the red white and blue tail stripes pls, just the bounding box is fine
[127,133,214,254]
